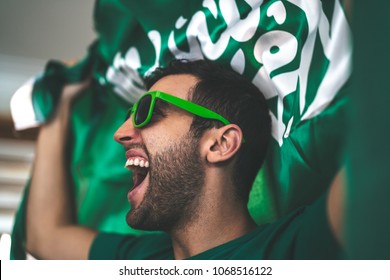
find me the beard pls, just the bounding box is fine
[126,132,204,232]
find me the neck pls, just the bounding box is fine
[169,177,257,259]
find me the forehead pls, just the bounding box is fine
[148,74,198,100]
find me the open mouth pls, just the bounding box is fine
[125,157,150,202]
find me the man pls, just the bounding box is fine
[12,0,351,260]
[26,60,342,259]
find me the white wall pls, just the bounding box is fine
[0,0,96,116]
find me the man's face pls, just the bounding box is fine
[114,74,205,232]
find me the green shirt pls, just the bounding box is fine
[89,193,341,260]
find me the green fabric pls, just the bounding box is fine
[31,43,97,123]
[89,193,342,260]
[11,0,351,259]
[345,1,390,259]
[68,85,143,232]
[9,182,30,260]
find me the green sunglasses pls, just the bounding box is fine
[128,90,245,142]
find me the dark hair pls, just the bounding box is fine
[145,59,271,202]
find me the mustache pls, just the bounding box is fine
[127,143,147,151]
[126,143,151,161]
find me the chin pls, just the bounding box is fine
[126,208,156,231]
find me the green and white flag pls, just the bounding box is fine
[10,0,351,259]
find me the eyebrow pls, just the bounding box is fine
[154,98,181,115]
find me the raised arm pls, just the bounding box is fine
[26,81,97,259]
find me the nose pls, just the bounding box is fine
[114,117,140,146]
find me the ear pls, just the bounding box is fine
[205,124,243,164]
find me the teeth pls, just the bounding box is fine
[125,158,150,168]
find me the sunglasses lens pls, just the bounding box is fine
[135,94,152,126]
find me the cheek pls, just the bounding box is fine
[142,129,176,156]
[142,119,193,153]
[169,118,194,139]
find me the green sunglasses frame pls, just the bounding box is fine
[130,90,231,127]
[129,90,245,143]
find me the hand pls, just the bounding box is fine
[52,79,91,123]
